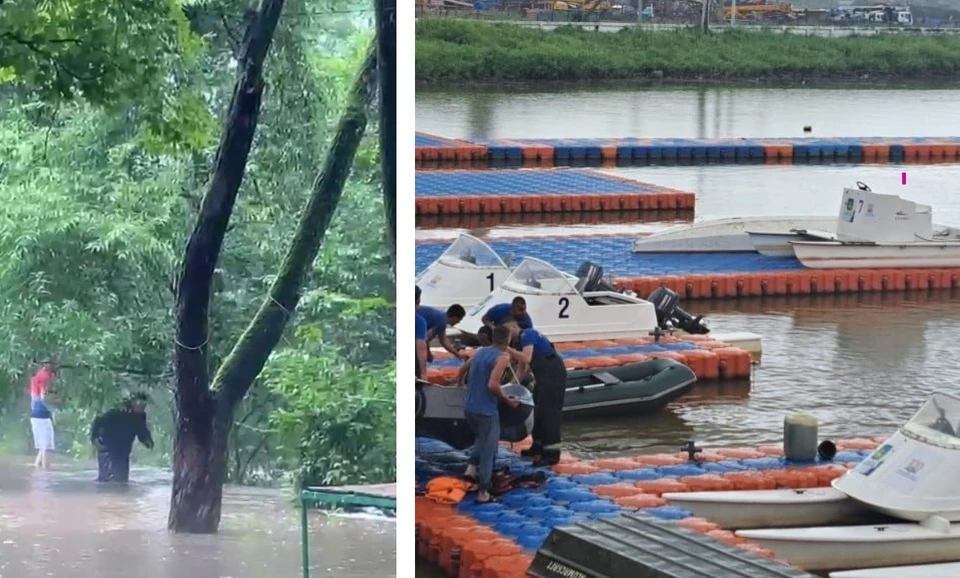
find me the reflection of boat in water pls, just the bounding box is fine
[724,393,960,572]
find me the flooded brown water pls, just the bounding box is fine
[0,459,395,578]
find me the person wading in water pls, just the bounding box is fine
[29,361,58,469]
[90,393,154,483]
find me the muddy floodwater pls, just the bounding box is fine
[0,459,395,578]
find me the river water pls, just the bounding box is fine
[416,86,960,457]
[0,459,395,578]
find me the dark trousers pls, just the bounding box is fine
[530,353,567,453]
[465,411,500,493]
[97,450,131,483]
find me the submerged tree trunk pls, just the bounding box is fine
[169,0,286,534]
[378,0,396,265]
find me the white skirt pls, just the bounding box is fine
[30,418,55,451]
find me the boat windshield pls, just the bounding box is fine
[501,258,576,296]
[436,234,506,269]
[902,393,960,449]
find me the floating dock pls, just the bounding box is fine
[426,336,753,383]
[415,208,693,229]
[415,132,960,166]
[416,436,883,578]
[415,236,960,300]
[415,169,695,215]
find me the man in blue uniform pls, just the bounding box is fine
[415,286,428,378]
[418,303,468,361]
[481,296,533,331]
[502,317,566,466]
[456,324,519,503]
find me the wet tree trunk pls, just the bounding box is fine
[169,0,286,534]
[169,29,377,532]
[378,0,396,265]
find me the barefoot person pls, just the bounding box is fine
[29,361,57,469]
[90,393,154,483]
[456,325,519,503]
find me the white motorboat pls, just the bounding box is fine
[734,392,960,571]
[746,229,837,257]
[738,521,960,571]
[789,183,960,269]
[457,257,663,343]
[830,561,960,578]
[631,216,838,253]
[661,487,875,530]
[833,392,960,523]
[415,233,512,310]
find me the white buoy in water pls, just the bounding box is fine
[784,413,819,461]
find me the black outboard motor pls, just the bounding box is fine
[574,261,617,293]
[647,285,710,335]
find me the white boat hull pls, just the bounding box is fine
[631,216,837,253]
[737,523,960,571]
[662,488,871,529]
[746,230,837,257]
[416,234,510,310]
[791,241,960,270]
[830,562,960,578]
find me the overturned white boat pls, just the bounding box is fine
[736,392,960,571]
[662,487,875,530]
[631,216,838,254]
[788,183,960,269]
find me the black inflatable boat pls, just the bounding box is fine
[416,358,696,448]
[563,357,697,419]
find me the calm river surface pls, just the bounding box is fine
[416,86,960,458]
[0,460,395,578]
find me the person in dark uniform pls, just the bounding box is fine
[416,286,428,379]
[481,297,533,331]
[502,317,566,466]
[418,303,468,361]
[90,393,154,483]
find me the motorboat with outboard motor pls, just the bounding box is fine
[456,257,713,343]
[415,358,696,443]
[416,381,534,450]
[788,182,960,269]
[736,392,960,571]
[631,216,838,254]
[830,561,960,578]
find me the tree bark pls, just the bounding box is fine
[377,0,396,266]
[210,46,377,408]
[169,0,286,534]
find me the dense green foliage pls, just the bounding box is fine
[416,19,960,83]
[0,2,394,487]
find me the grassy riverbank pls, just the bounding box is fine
[416,19,960,84]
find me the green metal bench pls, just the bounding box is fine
[299,484,397,578]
